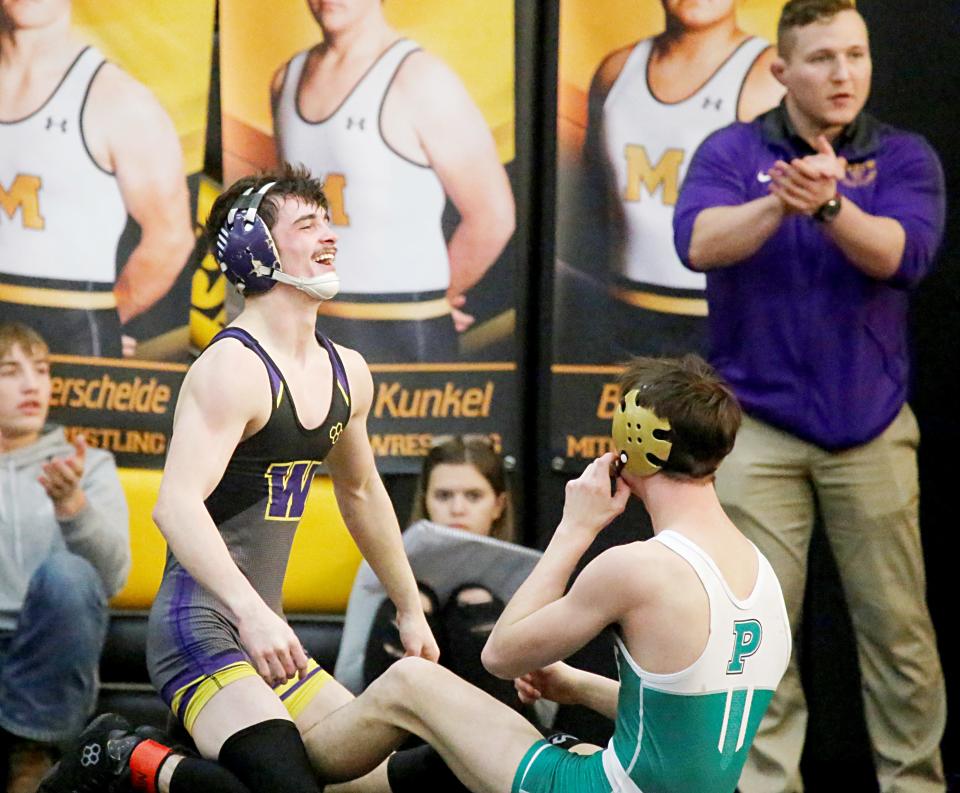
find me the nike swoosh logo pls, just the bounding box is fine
[757,171,772,183]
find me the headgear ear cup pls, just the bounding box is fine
[611,389,673,477]
[215,183,282,294]
[215,181,339,301]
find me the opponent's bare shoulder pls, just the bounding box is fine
[738,44,784,121]
[592,539,690,607]
[571,539,675,619]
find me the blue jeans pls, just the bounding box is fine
[0,551,108,742]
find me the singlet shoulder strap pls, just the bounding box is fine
[49,46,102,96]
[653,530,763,611]
[279,50,309,111]
[347,38,421,110]
[208,327,283,405]
[316,331,351,409]
[605,38,653,108]
[712,35,771,86]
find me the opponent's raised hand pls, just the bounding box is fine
[560,453,630,535]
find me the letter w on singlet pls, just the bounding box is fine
[727,619,762,674]
[264,461,321,520]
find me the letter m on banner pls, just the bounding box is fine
[0,174,44,229]
[264,461,321,520]
[727,619,763,675]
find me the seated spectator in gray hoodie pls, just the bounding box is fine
[0,322,129,793]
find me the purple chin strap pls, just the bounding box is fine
[215,182,282,294]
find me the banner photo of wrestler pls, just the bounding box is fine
[220,0,519,473]
[0,0,217,467]
[549,0,787,471]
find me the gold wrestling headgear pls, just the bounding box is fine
[611,388,673,477]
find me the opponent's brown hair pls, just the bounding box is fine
[617,355,741,480]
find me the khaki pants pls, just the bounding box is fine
[718,407,946,793]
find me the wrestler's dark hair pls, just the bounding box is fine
[204,162,329,253]
[409,435,515,542]
[618,355,740,480]
[778,0,859,58]
[0,322,49,360]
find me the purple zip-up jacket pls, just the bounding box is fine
[674,103,945,450]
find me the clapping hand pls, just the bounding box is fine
[39,434,88,519]
[768,135,847,215]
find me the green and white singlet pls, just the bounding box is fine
[513,530,791,793]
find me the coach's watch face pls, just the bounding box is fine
[814,195,842,223]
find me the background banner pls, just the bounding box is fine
[1,0,216,467]
[49,355,187,469]
[219,0,519,472]
[549,0,787,471]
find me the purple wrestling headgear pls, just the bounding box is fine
[215,182,282,295]
[214,182,339,301]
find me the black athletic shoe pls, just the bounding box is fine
[38,713,141,793]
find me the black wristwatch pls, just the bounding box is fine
[813,194,843,223]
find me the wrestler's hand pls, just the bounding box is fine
[396,608,441,663]
[515,662,581,706]
[237,602,310,687]
[39,434,88,520]
[560,453,630,535]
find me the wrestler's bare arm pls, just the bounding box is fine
[85,64,194,324]
[485,543,646,680]
[738,46,785,122]
[483,454,636,678]
[516,661,620,721]
[394,52,515,302]
[325,346,440,662]
[152,341,309,685]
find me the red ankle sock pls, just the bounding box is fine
[129,740,173,793]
